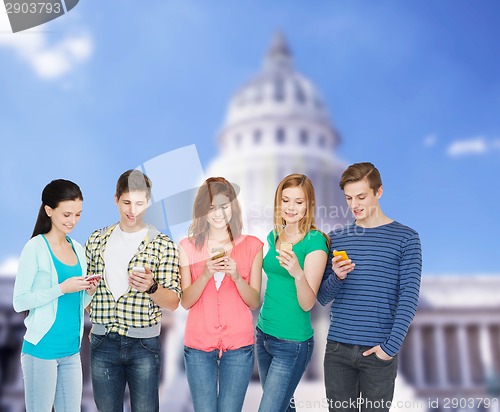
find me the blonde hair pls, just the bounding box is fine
[273,174,329,244]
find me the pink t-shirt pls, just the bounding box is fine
[180,235,263,353]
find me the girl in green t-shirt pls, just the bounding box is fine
[256,173,329,412]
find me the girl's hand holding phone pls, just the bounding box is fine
[85,274,101,294]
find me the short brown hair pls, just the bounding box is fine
[339,162,382,194]
[115,169,152,200]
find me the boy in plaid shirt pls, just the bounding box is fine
[85,169,180,412]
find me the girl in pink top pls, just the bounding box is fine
[179,177,263,412]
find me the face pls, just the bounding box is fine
[281,186,307,226]
[45,199,82,235]
[115,190,150,232]
[343,178,382,224]
[207,193,232,230]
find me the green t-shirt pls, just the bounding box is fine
[257,230,329,341]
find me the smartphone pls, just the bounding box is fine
[132,266,146,273]
[85,274,101,282]
[333,250,349,261]
[211,248,226,260]
[280,242,293,252]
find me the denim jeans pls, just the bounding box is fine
[256,327,314,412]
[184,345,254,412]
[20,352,82,412]
[323,341,398,412]
[90,333,161,412]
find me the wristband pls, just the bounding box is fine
[146,280,158,294]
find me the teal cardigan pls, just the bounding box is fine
[13,234,93,345]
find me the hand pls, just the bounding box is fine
[362,345,393,361]
[205,257,224,278]
[331,250,355,280]
[60,277,91,294]
[129,267,155,293]
[85,275,101,295]
[277,249,303,279]
[215,256,239,282]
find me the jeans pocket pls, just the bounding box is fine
[90,334,105,350]
[239,344,254,354]
[373,353,394,363]
[139,336,161,354]
[305,340,315,365]
[183,346,197,359]
[325,341,340,354]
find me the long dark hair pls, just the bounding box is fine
[31,179,83,238]
[188,177,243,249]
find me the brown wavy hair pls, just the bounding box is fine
[188,177,243,249]
[273,174,329,245]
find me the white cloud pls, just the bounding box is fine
[446,137,489,157]
[423,134,437,147]
[0,256,18,277]
[0,6,92,80]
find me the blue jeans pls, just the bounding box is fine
[256,327,314,412]
[20,352,82,412]
[184,345,254,412]
[90,333,161,412]
[323,341,398,412]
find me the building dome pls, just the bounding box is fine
[207,33,348,237]
[219,32,340,158]
[225,33,332,127]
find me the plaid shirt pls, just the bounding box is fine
[85,223,181,336]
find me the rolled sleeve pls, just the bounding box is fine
[157,239,181,299]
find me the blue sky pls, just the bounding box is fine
[0,0,499,275]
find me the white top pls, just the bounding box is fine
[214,271,225,290]
[104,225,147,301]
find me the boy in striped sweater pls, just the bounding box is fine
[318,162,422,412]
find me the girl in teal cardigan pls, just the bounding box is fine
[13,179,99,412]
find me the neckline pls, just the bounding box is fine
[352,220,396,230]
[206,238,235,258]
[115,224,148,236]
[274,230,315,247]
[41,234,79,267]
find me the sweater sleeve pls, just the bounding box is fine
[317,236,344,306]
[13,239,63,312]
[73,240,93,308]
[380,232,422,356]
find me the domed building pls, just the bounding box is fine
[207,33,349,238]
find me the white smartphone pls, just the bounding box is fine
[132,266,146,273]
[85,274,101,282]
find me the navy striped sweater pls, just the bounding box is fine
[317,221,422,357]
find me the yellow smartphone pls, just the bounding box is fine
[280,242,293,252]
[211,247,226,260]
[333,250,349,261]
